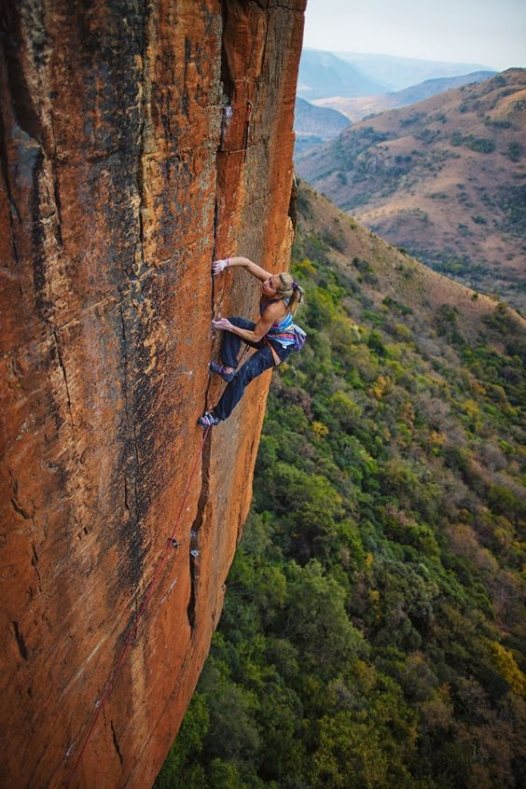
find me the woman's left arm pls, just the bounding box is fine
[212,305,279,343]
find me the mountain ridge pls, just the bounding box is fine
[294,97,351,155]
[298,49,390,100]
[296,69,526,311]
[333,50,495,90]
[313,71,496,122]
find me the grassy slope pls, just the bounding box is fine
[157,182,526,788]
[294,180,526,340]
[296,70,526,312]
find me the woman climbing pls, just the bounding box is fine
[198,256,305,427]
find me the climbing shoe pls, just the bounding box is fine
[209,361,235,382]
[198,411,221,428]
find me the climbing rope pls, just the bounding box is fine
[65,425,211,785]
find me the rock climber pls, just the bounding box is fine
[198,256,305,427]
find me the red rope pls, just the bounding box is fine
[65,425,211,784]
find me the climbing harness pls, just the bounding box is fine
[65,425,211,784]
[264,336,283,367]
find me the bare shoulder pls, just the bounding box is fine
[261,299,287,319]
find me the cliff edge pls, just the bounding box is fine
[0,1,306,785]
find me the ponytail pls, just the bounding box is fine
[277,272,305,315]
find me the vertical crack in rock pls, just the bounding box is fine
[110,1,156,596]
[185,2,238,633]
[31,543,43,592]
[52,330,73,423]
[288,174,298,231]
[110,720,124,766]
[124,476,131,515]
[118,303,144,592]
[136,6,148,276]
[51,160,63,247]
[187,225,215,631]
[3,0,63,326]
[30,147,50,322]
[12,621,29,661]
[9,472,43,592]
[0,4,44,145]
[186,441,211,632]
[182,37,191,118]
[0,111,22,271]
[219,2,235,102]
[10,493,31,521]
[136,0,154,276]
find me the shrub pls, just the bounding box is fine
[507,142,522,162]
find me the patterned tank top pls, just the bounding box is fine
[260,298,295,348]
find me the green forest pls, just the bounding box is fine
[156,188,526,788]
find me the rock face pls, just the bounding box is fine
[0,2,305,786]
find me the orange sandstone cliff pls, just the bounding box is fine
[0,2,306,785]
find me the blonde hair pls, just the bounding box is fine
[276,272,304,315]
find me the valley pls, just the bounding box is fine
[296,69,526,312]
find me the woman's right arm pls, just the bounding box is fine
[213,256,272,282]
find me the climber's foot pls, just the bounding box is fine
[209,361,235,382]
[198,411,222,428]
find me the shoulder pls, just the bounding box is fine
[260,298,286,318]
[261,297,284,310]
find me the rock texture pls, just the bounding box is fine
[0,1,305,785]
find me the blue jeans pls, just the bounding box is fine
[214,317,292,421]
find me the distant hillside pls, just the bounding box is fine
[334,51,494,91]
[314,71,496,123]
[296,69,526,312]
[294,98,351,156]
[386,71,497,108]
[294,179,525,338]
[297,49,388,101]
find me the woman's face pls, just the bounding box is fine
[262,276,279,297]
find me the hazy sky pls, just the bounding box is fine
[303,0,526,70]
